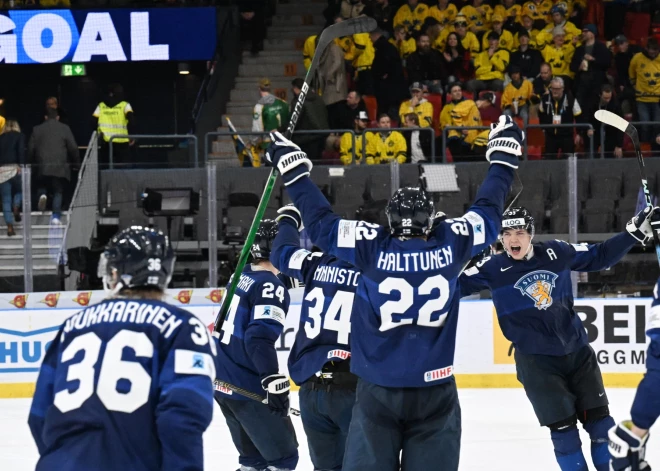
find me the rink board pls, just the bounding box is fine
[0,289,651,398]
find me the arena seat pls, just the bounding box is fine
[616,197,639,232]
[549,200,569,233]
[366,168,393,201]
[588,165,623,201]
[624,12,651,45]
[363,95,378,121]
[583,199,615,233]
[426,93,443,136]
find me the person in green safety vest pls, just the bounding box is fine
[93,84,134,168]
[251,78,290,152]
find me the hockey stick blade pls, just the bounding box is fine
[595,109,660,265]
[214,380,301,416]
[286,16,377,137]
[213,16,377,337]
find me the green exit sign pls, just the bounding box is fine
[61,63,86,77]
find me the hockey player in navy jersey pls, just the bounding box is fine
[215,219,298,471]
[270,204,359,470]
[264,115,521,471]
[28,226,217,471]
[609,275,660,471]
[461,206,659,471]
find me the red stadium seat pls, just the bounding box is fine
[363,95,378,122]
[527,146,542,160]
[625,12,651,45]
[426,93,443,137]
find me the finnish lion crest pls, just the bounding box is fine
[514,270,559,310]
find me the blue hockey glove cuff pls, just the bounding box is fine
[486,115,524,169]
[261,374,291,418]
[276,204,304,231]
[626,206,659,244]
[265,131,313,186]
[609,421,651,471]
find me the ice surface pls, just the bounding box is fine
[1,389,657,470]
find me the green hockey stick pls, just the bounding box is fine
[213,16,377,337]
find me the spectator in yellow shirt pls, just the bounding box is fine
[513,14,540,49]
[468,32,509,94]
[481,14,515,52]
[459,0,493,36]
[541,27,576,87]
[373,114,408,164]
[522,0,553,28]
[629,38,660,142]
[390,25,417,62]
[340,111,377,165]
[428,0,458,27]
[443,83,491,160]
[393,0,430,34]
[494,0,522,31]
[436,15,481,54]
[303,35,318,71]
[399,82,434,128]
[535,5,581,48]
[351,31,376,95]
[502,66,534,125]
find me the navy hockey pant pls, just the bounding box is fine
[299,383,356,471]
[342,377,461,471]
[216,395,299,470]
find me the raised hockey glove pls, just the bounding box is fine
[609,421,651,471]
[265,131,313,186]
[626,206,660,244]
[276,204,304,231]
[261,374,291,418]
[486,115,525,169]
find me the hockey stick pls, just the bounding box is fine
[214,380,301,416]
[594,109,660,265]
[213,16,377,337]
[226,116,255,166]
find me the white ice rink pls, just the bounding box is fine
[0,389,657,470]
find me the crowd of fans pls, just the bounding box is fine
[248,0,660,164]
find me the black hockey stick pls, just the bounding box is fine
[214,380,301,416]
[594,110,660,265]
[213,16,377,339]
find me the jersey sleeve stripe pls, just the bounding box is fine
[337,220,358,248]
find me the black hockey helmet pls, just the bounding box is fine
[98,226,175,294]
[500,207,535,238]
[250,219,279,260]
[386,187,435,237]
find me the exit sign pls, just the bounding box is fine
[61,64,86,77]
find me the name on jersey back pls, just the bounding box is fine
[376,246,453,272]
[312,265,360,286]
[62,301,183,340]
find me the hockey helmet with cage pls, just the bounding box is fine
[250,219,279,260]
[386,187,435,236]
[500,207,535,238]
[98,226,175,295]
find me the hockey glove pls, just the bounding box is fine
[265,131,313,186]
[626,206,660,244]
[276,204,304,231]
[485,115,525,169]
[261,374,291,418]
[609,421,651,471]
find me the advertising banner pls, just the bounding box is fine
[0,8,217,64]
[0,290,652,397]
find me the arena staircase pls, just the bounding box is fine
[209,0,327,163]
[0,212,67,277]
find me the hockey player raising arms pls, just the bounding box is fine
[28,227,217,471]
[461,206,659,471]
[215,220,299,471]
[609,275,660,471]
[264,115,521,471]
[270,204,359,470]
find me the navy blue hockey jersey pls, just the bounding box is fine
[631,277,660,430]
[286,164,514,388]
[215,265,291,400]
[28,298,217,471]
[271,219,359,385]
[460,234,636,356]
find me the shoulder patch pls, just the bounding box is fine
[464,211,486,245]
[254,305,286,325]
[464,266,480,276]
[289,249,311,270]
[337,220,358,248]
[571,243,589,252]
[174,349,216,380]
